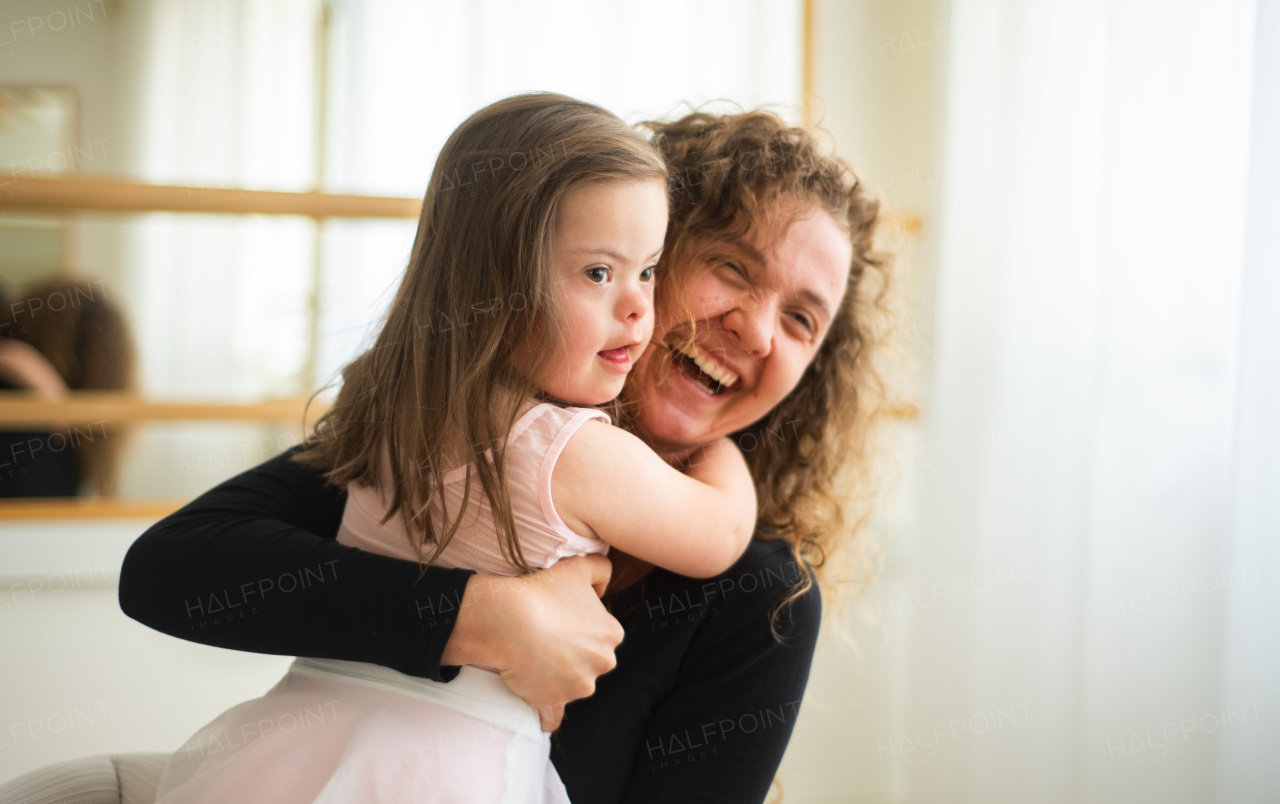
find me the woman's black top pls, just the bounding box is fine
[119,448,821,803]
[0,377,80,497]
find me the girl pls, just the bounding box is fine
[155,93,758,803]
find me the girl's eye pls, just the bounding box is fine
[640,265,656,282]
[585,267,610,284]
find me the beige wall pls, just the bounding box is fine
[813,0,945,374]
[777,1,946,801]
[0,521,293,776]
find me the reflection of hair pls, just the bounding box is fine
[10,279,137,494]
[640,109,895,613]
[299,93,667,569]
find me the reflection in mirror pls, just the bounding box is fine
[0,83,345,504]
[0,279,135,497]
[0,86,102,499]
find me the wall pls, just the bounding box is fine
[776,1,946,801]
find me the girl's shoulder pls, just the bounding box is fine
[509,401,612,447]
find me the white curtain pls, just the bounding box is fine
[133,0,319,399]
[898,0,1279,801]
[1215,1,1280,798]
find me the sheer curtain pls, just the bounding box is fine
[133,0,319,399]
[898,0,1278,801]
[1215,1,1280,798]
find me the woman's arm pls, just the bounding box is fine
[120,447,623,707]
[119,447,469,679]
[442,555,624,730]
[554,538,822,803]
[553,424,757,578]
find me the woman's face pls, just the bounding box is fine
[630,199,853,461]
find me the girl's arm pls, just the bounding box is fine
[119,447,623,716]
[552,423,757,578]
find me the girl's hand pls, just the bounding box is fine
[440,555,623,731]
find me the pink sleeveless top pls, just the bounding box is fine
[337,403,610,575]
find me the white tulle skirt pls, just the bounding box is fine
[155,659,569,804]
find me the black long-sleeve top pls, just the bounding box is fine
[1,378,80,497]
[119,448,821,803]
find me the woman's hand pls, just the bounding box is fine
[0,339,68,397]
[440,554,624,731]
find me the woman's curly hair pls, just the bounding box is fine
[639,109,896,616]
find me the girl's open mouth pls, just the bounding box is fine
[598,347,632,368]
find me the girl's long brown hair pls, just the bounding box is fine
[639,110,895,613]
[298,93,666,568]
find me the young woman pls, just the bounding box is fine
[122,106,893,803]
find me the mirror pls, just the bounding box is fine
[0,86,78,286]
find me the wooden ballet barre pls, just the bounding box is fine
[0,392,324,429]
[0,393,912,429]
[0,497,185,521]
[0,175,419,219]
[0,175,926,235]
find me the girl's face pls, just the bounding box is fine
[630,200,853,462]
[537,179,668,406]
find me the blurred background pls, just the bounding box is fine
[1,0,1277,802]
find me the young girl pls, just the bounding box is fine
[155,94,757,803]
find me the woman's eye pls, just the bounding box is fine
[713,262,748,288]
[640,265,656,282]
[788,311,814,332]
[585,267,609,284]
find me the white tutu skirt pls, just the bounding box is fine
[155,659,569,804]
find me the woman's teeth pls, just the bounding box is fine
[671,343,739,393]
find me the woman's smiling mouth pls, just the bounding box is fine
[669,343,740,396]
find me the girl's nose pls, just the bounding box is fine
[620,279,652,323]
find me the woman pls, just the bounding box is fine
[120,108,892,803]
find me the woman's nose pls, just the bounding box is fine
[723,293,776,356]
